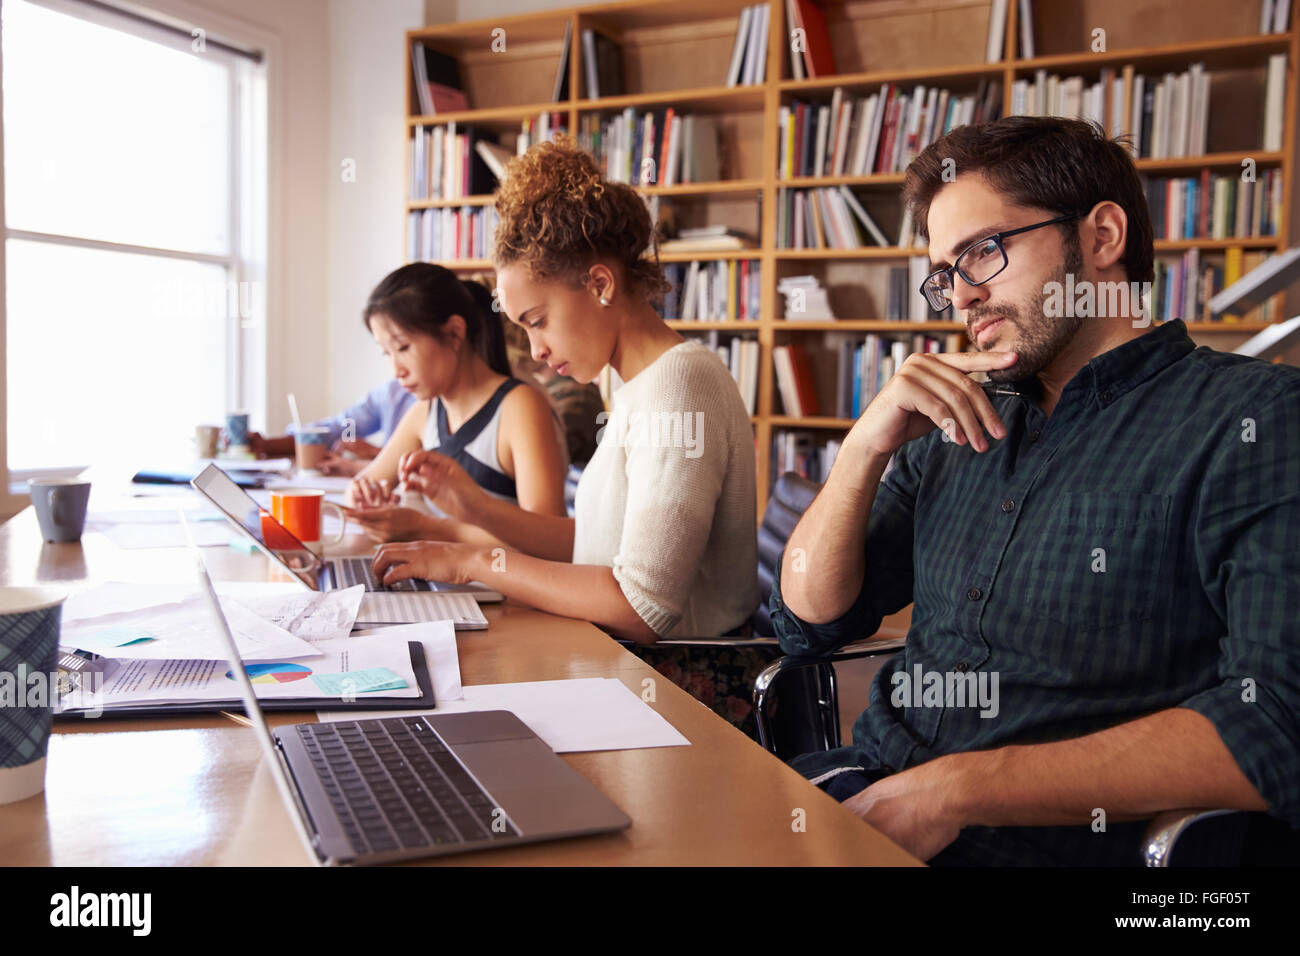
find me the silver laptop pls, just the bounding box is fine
[191,463,500,628]
[183,517,632,865]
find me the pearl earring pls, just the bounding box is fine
[600,297,610,306]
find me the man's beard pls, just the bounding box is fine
[973,238,1085,385]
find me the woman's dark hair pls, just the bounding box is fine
[363,263,509,376]
[903,116,1155,285]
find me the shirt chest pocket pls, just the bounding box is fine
[1022,492,1170,632]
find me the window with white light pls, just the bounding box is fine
[2,0,267,476]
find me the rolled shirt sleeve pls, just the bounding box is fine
[309,383,391,447]
[769,432,926,657]
[1180,377,1300,825]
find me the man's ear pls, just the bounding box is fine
[1086,201,1128,272]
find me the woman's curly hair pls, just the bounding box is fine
[492,136,670,303]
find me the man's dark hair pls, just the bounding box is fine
[903,116,1155,285]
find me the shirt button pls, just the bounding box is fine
[966,586,982,601]
[1029,429,1040,441]
[1001,499,1015,512]
[954,661,969,672]
[1100,390,1112,403]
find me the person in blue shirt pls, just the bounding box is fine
[249,380,415,476]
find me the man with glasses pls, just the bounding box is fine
[770,115,1300,865]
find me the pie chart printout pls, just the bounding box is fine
[227,662,313,684]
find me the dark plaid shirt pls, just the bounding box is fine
[770,319,1300,865]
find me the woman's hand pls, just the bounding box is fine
[345,476,400,509]
[398,449,485,520]
[372,541,479,588]
[338,505,443,544]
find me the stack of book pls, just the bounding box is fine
[406,205,498,262]
[1145,170,1283,240]
[578,110,721,186]
[409,122,497,200]
[658,226,757,253]
[778,80,1002,178]
[773,344,820,416]
[725,4,771,85]
[660,259,761,321]
[778,275,834,320]
[776,186,893,249]
[772,431,840,484]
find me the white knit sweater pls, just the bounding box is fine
[573,341,759,637]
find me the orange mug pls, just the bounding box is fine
[270,489,346,553]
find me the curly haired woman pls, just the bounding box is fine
[370,138,767,729]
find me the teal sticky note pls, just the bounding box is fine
[78,626,158,650]
[310,667,409,696]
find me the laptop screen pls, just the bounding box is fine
[191,464,321,590]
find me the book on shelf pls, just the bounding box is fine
[580,110,721,186]
[581,29,624,99]
[475,140,513,181]
[785,0,835,78]
[517,112,570,156]
[659,226,758,253]
[552,19,572,102]
[660,259,761,321]
[838,333,955,418]
[409,122,497,200]
[1149,248,1278,324]
[1145,170,1282,240]
[410,42,468,115]
[407,205,499,262]
[1009,59,1294,161]
[1262,0,1293,33]
[778,188,925,251]
[1265,53,1287,152]
[678,332,759,414]
[986,0,1008,62]
[773,344,820,416]
[778,275,834,320]
[1017,0,1034,59]
[727,4,770,86]
[772,431,840,485]
[780,80,1001,178]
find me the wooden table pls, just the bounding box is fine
[0,503,920,866]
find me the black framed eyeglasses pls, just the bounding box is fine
[919,212,1083,313]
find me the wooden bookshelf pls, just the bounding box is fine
[405,0,1299,515]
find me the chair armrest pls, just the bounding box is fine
[753,637,907,697]
[1142,808,1240,867]
[751,637,907,755]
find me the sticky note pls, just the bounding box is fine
[310,667,408,696]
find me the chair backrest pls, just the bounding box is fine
[752,472,821,636]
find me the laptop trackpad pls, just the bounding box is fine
[453,738,628,835]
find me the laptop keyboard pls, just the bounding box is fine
[297,717,518,856]
[334,555,430,592]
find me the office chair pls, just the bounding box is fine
[749,473,1298,867]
